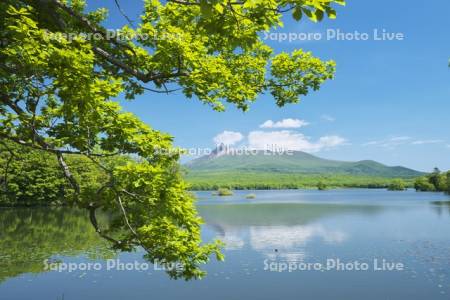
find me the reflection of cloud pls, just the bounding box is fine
[249,225,347,251]
[220,232,245,250]
[211,223,348,256]
[248,225,347,261]
[265,252,307,262]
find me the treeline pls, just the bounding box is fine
[189,182,394,191]
[414,168,450,193]
[185,171,416,191]
[0,141,127,206]
[2,141,448,206]
[1,141,71,205]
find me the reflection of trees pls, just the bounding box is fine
[431,201,450,216]
[0,208,115,282]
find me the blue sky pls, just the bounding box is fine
[89,0,450,172]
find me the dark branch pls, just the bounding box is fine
[88,203,123,245]
[42,0,189,84]
[56,152,80,194]
[0,141,15,192]
[114,0,135,27]
[0,133,118,157]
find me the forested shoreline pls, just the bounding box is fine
[2,141,449,206]
[0,141,124,206]
[414,168,450,193]
[186,173,415,191]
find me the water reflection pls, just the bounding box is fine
[431,201,450,216]
[250,224,347,261]
[1,191,450,300]
[0,208,113,282]
[198,203,383,226]
[198,203,383,260]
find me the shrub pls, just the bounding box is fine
[388,179,407,191]
[446,171,450,194]
[317,181,327,191]
[215,188,233,196]
[436,175,448,191]
[414,177,436,192]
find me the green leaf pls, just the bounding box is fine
[292,7,303,21]
[214,3,224,14]
[315,9,324,22]
[326,7,337,19]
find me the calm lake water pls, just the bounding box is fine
[1,189,450,299]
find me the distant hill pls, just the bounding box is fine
[186,145,423,178]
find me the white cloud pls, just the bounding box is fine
[317,136,348,148]
[389,136,412,142]
[213,131,244,146]
[247,130,346,153]
[363,136,445,148]
[260,118,309,129]
[411,140,444,145]
[362,141,379,146]
[321,114,335,122]
[362,136,411,148]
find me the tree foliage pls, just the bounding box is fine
[186,171,416,190]
[317,181,327,190]
[215,187,234,196]
[0,0,344,278]
[0,140,111,206]
[387,179,407,191]
[414,169,450,193]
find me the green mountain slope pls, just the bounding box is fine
[186,150,423,178]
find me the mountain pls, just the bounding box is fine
[186,146,423,178]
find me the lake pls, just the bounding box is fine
[1,189,450,299]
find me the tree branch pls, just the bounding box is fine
[115,193,138,237]
[41,0,190,84]
[56,152,80,194]
[0,133,118,157]
[88,203,123,246]
[0,141,15,192]
[114,0,135,27]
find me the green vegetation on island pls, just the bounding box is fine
[213,188,234,196]
[387,179,407,191]
[317,181,328,190]
[414,168,450,193]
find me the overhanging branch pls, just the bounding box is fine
[42,0,189,84]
